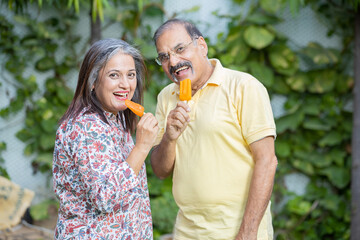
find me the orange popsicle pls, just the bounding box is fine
[125,99,144,117]
[179,78,191,102]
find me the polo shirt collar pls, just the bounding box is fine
[204,58,224,87]
[175,58,224,95]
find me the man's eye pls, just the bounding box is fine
[159,54,168,62]
[176,46,185,53]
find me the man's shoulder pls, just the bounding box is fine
[158,82,177,98]
[223,66,256,83]
[211,59,258,85]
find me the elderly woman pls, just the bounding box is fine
[52,38,158,239]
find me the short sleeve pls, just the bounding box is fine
[237,78,276,145]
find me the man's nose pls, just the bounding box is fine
[169,52,180,66]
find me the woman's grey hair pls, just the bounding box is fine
[153,18,203,46]
[60,38,146,133]
[88,38,144,100]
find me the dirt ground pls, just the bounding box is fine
[0,205,173,240]
[0,205,57,240]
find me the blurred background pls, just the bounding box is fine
[0,0,358,239]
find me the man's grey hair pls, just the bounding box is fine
[153,18,204,46]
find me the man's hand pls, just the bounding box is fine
[164,101,191,141]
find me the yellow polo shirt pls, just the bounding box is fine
[154,59,276,240]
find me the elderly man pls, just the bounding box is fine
[150,18,277,240]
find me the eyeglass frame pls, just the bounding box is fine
[155,37,199,66]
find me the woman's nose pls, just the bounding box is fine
[118,77,130,88]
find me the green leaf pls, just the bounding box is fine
[34,153,53,168]
[286,73,309,92]
[318,131,342,147]
[276,111,304,133]
[260,0,286,14]
[40,134,55,150]
[320,194,340,212]
[272,77,290,94]
[247,62,274,87]
[56,87,73,104]
[35,56,56,72]
[143,5,164,17]
[141,44,158,59]
[243,26,275,50]
[335,75,354,93]
[301,102,320,116]
[308,70,336,93]
[307,152,332,168]
[303,118,331,131]
[16,129,33,142]
[320,167,350,189]
[287,196,312,215]
[246,12,282,25]
[292,159,315,175]
[269,44,299,76]
[30,200,58,221]
[329,149,346,166]
[143,90,157,114]
[183,6,200,14]
[223,29,250,64]
[41,118,57,133]
[275,140,291,158]
[301,42,339,65]
[0,142,7,151]
[24,143,35,156]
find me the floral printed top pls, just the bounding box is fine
[52,109,152,240]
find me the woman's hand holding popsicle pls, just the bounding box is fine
[125,99,159,153]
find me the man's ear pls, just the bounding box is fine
[197,36,208,56]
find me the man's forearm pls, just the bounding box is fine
[150,134,177,179]
[236,157,277,239]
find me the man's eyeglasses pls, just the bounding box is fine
[155,38,198,66]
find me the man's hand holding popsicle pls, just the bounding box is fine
[161,79,192,142]
[179,78,192,102]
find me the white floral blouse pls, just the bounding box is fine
[52,109,152,239]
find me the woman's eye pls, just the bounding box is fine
[128,73,136,79]
[109,73,119,78]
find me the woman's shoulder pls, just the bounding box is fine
[58,111,109,137]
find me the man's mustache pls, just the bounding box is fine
[169,61,193,74]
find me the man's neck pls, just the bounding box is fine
[192,59,215,95]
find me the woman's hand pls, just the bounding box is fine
[135,113,159,153]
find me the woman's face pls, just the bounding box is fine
[94,52,137,115]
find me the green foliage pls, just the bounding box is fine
[210,0,353,239]
[0,0,356,239]
[30,199,59,221]
[0,141,9,179]
[0,0,176,237]
[0,10,79,174]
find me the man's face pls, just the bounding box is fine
[155,24,208,85]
